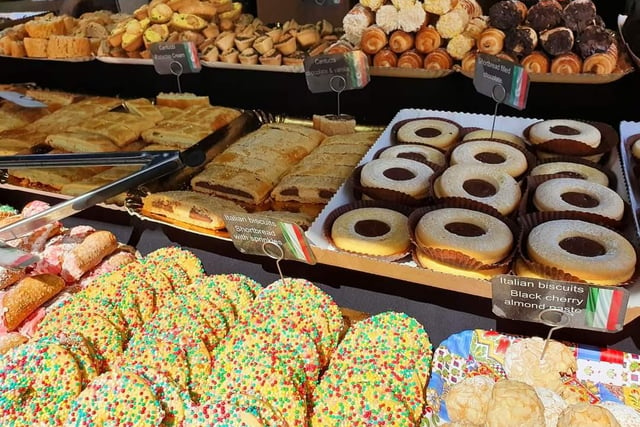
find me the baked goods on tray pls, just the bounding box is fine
[191,123,326,205]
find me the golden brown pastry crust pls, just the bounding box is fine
[521,51,550,73]
[373,48,398,67]
[478,28,506,55]
[389,30,415,53]
[360,25,388,55]
[398,49,423,68]
[2,274,65,331]
[424,47,453,70]
[551,52,582,74]
[415,25,442,54]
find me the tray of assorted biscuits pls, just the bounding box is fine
[307,108,640,318]
[424,329,640,426]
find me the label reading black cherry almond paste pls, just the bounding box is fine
[151,42,201,75]
[492,275,629,332]
[304,50,370,94]
[223,212,316,265]
[473,54,529,110]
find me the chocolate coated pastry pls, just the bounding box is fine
[489,1,525,30]
[576,25,613,58]
[540,26,574,56]
[526,0,563,32]
[504,25,538,57]
[562,0,597,33]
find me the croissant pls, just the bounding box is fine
[464,16,489,40]
[582,42,618,74]
[424,48,453,70]
[373,48,398,67]
[477,28,505,55]
[456,0,483,18]
[550,52,582,74]
[521,50,550,73]
[398,49,423,68]
[360,25,388,55]
[461,50,478,73]
[389,30,415,53]
[520,50,549,73]
[415,25,441,54]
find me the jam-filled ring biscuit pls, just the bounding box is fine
[396,118,460,148]
[330,207,410,257]
[533,177,624,221]
[361,158,435,199]
[529,161,609,187]
[528,119,601,148]
[434,164,521,215]
[415,207,514,264]
[463,129,525,147]
[378,144,446,167]
[450,140,529,178]
[526,219,636,285]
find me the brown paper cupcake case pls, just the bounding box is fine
[350,163,442,207]
[323,200,415,262]
[517,211,640,286]
[518,174,629,229]
[407,198,519,273]
[523,120,618,160]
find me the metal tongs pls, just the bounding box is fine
[0,110,266,241]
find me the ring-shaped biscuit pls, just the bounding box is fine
[378,144,446,167]
[529,161,609,187]
[450,140,529,177]
[331,207,410,256]
[434,164,521,215]
[526,219,636,285]
[415,208,513,264]
[396,118,460,148]
[533,178,624,221]
[528,119,601,148]
[463,129,525,147]
[361,158,434,199]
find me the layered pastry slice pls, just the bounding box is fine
[191,123,326,205]
[271,131,379,204]
[26,97,123,134]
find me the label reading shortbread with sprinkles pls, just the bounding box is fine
[474,54,529,110]
[492,275,629,332]
[223,213,316,264]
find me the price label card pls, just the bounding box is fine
[492,275,629,332]
[474,54,529,110]
[223,213,316,264]
[151,42,201,75]
[0,91,47,108]
[304,50,370,93]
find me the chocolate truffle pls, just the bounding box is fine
[540,26,575,56]
[562,0,597,33]
[505,25,538,57]
[526,0,563,33]
[576,25,613,58]
[489,1,526,30]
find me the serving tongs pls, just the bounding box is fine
[0,109,270,242]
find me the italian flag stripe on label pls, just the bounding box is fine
[585,287,625,331]
[279,222,313,263]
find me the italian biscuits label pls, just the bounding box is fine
[223,213,316,264]
[151,42,201,74]
[492,275,629,332]
[474,54,529,110]
[304,51,370,93]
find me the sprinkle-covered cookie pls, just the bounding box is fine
[66,369,163,426]
[144,246,205,282]
[0,338,83,425]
